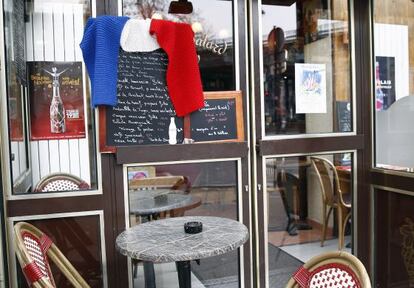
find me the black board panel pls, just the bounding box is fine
[190,98,237,141]
[106,49,183,146]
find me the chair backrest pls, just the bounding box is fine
[311,156,340,205]
[14,222,90,288]
[34,173,90,192]
[287,251,371,288]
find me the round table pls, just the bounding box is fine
[116,216,249,288]
[129,191,198,217]
[128,191,202,287]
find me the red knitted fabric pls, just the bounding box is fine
[150,19,204,117]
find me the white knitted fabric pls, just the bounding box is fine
[120,18,160,52]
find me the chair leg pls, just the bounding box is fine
[342,212,352,249]
[321,205,333,247]
[321,205,326,247]
[338,207,344,250]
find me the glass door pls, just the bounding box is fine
[249,0,365,287]
[371,0,414,286]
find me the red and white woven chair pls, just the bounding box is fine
[14,222,90,288]
[287,251,371,288]
[34,173,89,192]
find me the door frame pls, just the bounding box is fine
[246,0,373,286]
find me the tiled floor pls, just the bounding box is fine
[279,235,352,263]
[268,221,334,247]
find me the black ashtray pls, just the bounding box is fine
[184,221,203,234]
[154,194,168,205]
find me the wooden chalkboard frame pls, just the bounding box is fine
[99,106,116,153]
[184,91,244,143]
[99,90,244,153]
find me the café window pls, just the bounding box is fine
[265,152,354,285]
[3,0,98,194]
[261,1,352,136]
[373,0,414,173]
[123,0,236,91]
[126,160,242,287]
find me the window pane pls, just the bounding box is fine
[262,1,352,136]
[15,215,104,287]
[126,161,240,288]
[123,0,235,91]
[4,0,99,194]
[373,1,414,172]
[265,153,354,286]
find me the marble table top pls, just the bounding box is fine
[116,216,249,263]
[129,190,196,215]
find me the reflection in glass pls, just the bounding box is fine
[123,0,235,91]
[127,161,239,288]
[373,1,414,172]
[262,1,352,135]
[266,153,353,286]
[4,0,29,192]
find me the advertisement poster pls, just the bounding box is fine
[375,56,396,111]
[295,63,327,114]
[28,62,85,140]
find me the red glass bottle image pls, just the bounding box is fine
[44,67,68,133]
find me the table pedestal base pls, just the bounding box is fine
[176,261,191,288]
[144,261,156,288]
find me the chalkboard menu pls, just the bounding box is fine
[190,99,237,141]
[99,67,244,151]
[103,49,183,149]
[186,91,244,143]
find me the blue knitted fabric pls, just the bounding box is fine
[80,16,129,107]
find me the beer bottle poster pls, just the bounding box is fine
[28,62,86,140]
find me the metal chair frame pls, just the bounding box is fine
[311,156,351,249]
[14,222,90,288]
[34,173,89,192]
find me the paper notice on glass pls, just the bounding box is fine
[295,63,327,113]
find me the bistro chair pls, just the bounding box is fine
[34,173,90,192]
[14,221,90,288]
[286,251,371,288]
[311,157,351,250]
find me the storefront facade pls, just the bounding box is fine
[0,0,413,287]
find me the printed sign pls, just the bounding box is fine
[295,63,327,114]
[375,56,396,111]
[28,62,85,140]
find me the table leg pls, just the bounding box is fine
[176,261,191,288]
[142,215,156,288]
[144,261,156,288]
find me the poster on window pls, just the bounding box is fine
[295,63,327,114]
[28,62,85,140]
[375,56,396,111]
